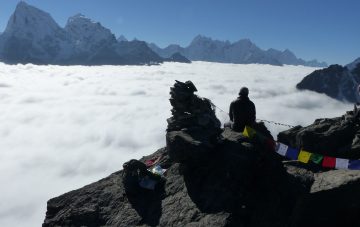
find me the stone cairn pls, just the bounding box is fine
[167,80,221,132]
[166,80,221,162]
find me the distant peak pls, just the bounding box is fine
[238,38,252,43]
[72,13,86,19]
[14,1,42,13]
[67,13,94,24]
[117,35,128,42]
[192,35,212,42]
[4,0,60,35]
[346,57,360,71]
[233,38,254,47]
[16,1,29,8]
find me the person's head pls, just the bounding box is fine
[239,87,249,97]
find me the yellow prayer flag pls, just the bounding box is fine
[243,126,256,138]
[298,150,312,163]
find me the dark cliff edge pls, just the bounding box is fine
[297,62,360,103]
[43,81,360,227]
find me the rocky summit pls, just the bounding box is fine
[297,58,360,103]
[43,81,360,227]
[278,108,360,159]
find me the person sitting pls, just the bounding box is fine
[229,87,256,132]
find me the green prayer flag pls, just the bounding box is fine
[310,153,323,164]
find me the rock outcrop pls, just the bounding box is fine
[297,58,360,103]
[278,108,360,159]
[43,81,360,227]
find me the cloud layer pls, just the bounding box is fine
[0,62,352,226]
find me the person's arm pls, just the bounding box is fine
[229,102,233,122]
[251,102,256,122]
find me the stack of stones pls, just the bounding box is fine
[166,80,221,163]
[167,80,221,132]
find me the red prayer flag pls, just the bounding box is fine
[266,138,276,151]
[322,156,336,168]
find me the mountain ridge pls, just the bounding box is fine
[147,35,328,67]
[297,58,360,102]
[0,1,163,65]
[0,2,326,66]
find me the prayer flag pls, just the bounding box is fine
[348,160,360,170]
[322,156,336,168]
[266,138,276,151]
[285,147,300,160]
[152,165,166,175]
[243,126,256,138]
[310,153,323,164]
[335,158,349,170]
[298,150,312,163]
[275,142,288,156]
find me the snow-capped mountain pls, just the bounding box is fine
[65,14,117,54]
[0,1,73,64]
[0,2,163,65]
[148,35,327,67]
[346,57,360,71]
[117,35,128,42]
[297,58,360,102]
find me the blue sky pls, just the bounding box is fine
[0,0,359,65]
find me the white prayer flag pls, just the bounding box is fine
[275,142,288,156]
[335,158,349,170]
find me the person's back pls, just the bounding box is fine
[229,87,256,132]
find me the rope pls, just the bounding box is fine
[212,103,296,128]
[255,119,295,128]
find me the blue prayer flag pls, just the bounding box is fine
[285,147,300,160]
[348,160,360,170]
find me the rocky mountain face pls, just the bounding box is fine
[278,108,360,159]
[43,81,360,227]
[297,58,360,103]
[0,2,163,65]
[346,57,360,71]
[148,35,328,67]
[164,52,191,63]
[64,14,118,64]
[0,1,73,64]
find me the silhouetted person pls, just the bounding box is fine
[229,87,256,132]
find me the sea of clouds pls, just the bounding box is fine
[0,61,352,226]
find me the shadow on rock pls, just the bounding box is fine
[126,182,165,227]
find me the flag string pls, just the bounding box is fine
[212,103,296,128]
[243,125,360,171]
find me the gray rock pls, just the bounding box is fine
[278,110,360,159]
[297,63,360,103]
[289,168,360,227]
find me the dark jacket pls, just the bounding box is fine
[229,96,256,131]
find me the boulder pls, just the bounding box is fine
[287,165,360,227]
[278,109,360,159]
